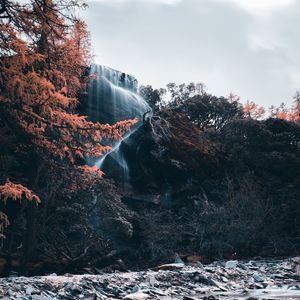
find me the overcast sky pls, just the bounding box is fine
[81,0,300,107]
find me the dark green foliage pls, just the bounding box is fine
[139,85,166,111]
[122,93,300,265]
[181,95,244,129]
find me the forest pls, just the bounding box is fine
[0,0,299,278]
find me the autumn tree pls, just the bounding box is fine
[0,0,136,267]
[289,92,300,124]
[227,92,240,103]
[269,102,289,120]
[243,100,265,120]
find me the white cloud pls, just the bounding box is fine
[228,0,296,15]
[89,0,181,4]
[91,0,296,10]
[158,0,182,4]
[82,0,299,106]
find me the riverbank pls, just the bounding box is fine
[1,257,299,299]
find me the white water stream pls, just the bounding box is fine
[87,65,151,178]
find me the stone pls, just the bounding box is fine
[8,288,14,296]
[131,285,139,293]
[253,272,264,282]
[124,291,149,300]
[197,261,205,270]
[174,254,184,264]
[155,263,185,271]
[239,263,248,270]
[225,260,238,269]
[26,287,33,295]
[148,275,159,287]
[291,257,300,273]
[31,296,54,300]
[25,287,39,295]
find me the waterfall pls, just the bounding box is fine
[86,64,151,182]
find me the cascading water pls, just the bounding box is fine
[85,64,151,183]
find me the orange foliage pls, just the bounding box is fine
[0,179,40,204]
[0,179,41,237]
[269,103,290,121]
[0,0,137,237]
[289,95,300,124]
[0,0,137,164]
[0,212,9,239]
[77,165,104,178]
[243,100,265,120]
[268,97,300,123]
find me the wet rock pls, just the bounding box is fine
[225,260,238,269]
[124,291,149,300]
[253,272,264,282]
[196,261,205,270]
[183,296,198,300]
[31,296,54,300]
[155,263,185,271]
[147,274,159,287]
[174,254,184,264]
[291,257,300,273]
[239,263,248,270]
[26,287,40,295]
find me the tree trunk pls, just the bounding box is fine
[20,161,43,275]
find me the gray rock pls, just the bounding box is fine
[225,260,238,269]
[253,272,264,282]
[174,253,184,264]
[148,275,159,287]
[197,261,205,270]
[155,263,185,271]
[31,296,54,300]
[8,288,14,296]
[124,291,149,300]
[25,287,37,295]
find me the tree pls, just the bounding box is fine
[289,92,300,124]
[166,82,206,107]
[139,85,166,111]
[0,0,136,265]
[180,94,244,130]
[227,92,240,103]
[0,0,136,173]
[269,102,289,120]
[243,100,265,120]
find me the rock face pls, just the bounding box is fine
[1,258,300,299]
[105,110,218,204]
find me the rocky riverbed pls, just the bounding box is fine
[1,258,300,300]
